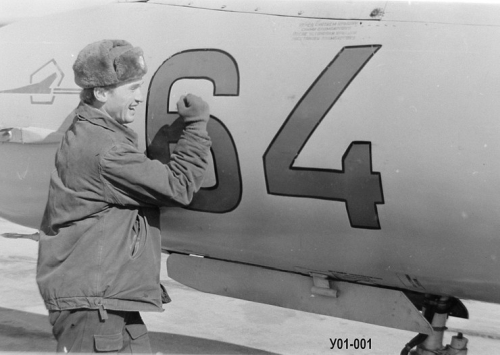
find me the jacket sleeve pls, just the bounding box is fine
[99,130,211,207]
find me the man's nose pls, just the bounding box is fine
[135,88,144,103]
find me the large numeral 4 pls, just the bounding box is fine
[263,46,384,229]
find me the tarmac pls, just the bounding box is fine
[1,218,500,354]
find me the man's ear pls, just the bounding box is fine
[94,87,108,103]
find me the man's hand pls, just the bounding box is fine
[177,94,210,132]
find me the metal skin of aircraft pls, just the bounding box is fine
[0,0,117,27]
[0,0,498,353]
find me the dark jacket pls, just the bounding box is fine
[36,103,211,313]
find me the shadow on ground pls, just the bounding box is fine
[0,307,277,354]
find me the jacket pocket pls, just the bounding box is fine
[125,323,148,340]
[94,333,123,352]
[130,211,147,259]
[125,323,151,353]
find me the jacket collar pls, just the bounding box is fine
[75,102,138,146]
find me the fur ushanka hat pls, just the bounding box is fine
[73,39,147,89]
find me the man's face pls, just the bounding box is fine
[101,79,144,125]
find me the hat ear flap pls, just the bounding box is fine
[94,42,117,85]
[74,40,119,88]
[115,48,147,82]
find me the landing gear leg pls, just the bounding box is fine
[404,296,468,355]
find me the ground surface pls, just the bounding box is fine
[0,218,499,354]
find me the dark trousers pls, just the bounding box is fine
[49,309,152,354]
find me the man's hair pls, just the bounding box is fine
[80,88,96,105]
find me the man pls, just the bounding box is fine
[36,39,211,353]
